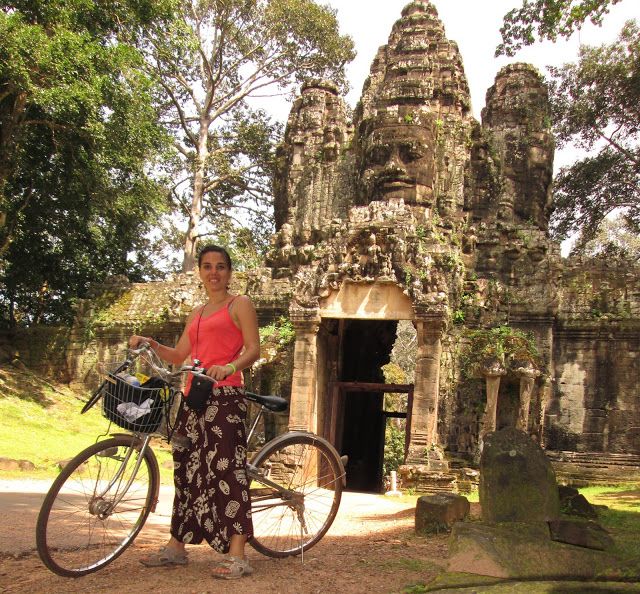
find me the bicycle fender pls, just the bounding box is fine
[108,433,144,445]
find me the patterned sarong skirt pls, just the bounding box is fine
[170,385,253,553]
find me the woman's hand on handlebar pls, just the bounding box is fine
[205,364,234,381]
[129,335,156,350]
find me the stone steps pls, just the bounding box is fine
[546,450,640,485]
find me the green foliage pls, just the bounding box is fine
[496,0,623,57]
[259,316,295,345]
[383,420,406,478]
[381,362,408,476]
[204,224,268,272]
[548,21,640,242]
[570,215,640,260]
[452,309,465,325]
[461,325,541,378]
[0,1,173,325]
[140,0,355,269]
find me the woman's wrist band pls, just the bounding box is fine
[226,362,237,374]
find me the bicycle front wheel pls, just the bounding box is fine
[249,432,344,557]
[36,436,159,577]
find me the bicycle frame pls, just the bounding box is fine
[102,433,160,513]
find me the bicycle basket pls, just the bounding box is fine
[103,373,173,433]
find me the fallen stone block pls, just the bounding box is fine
[448,521,622,579]
[549,518,614,550]
[415,492,470,535]
[0,457,35,471]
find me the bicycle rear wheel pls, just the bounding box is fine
[36,436,159,577]
[249,432,344,557]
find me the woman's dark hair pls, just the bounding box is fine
[197,245,232,270]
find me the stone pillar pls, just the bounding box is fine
[406,318,444,463]
[479,366,506,441]
[537,375,553,445]
[516,365,540,432]
[288,314,320,432]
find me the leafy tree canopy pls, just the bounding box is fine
[496,0,623,57]
[569,215,640,260]
[0,1,177,326]
[549,21,639,242]
[138,0,355,271]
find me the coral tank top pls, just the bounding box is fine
[187,299,244,388]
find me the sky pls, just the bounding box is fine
[322,0,637,123]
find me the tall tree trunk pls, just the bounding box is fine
[0,91,28,258]
[182,118,210,272]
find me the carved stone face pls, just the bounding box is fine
[360,123,435,205]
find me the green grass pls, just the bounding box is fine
[578,485,640,572]
[0,365,174,483]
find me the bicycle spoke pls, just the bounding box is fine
[37,437,158,577]
[249,434,343,557]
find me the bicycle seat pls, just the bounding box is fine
[244,392,288,412]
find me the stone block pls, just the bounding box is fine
[558,485,579,501]
[549,518,614,551]
[561,493,598,519]
[448,521,622,579]
[480,427,560,523]
[0,457,35,471]
[415,492,470,535]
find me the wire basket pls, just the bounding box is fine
[99,354,176,434]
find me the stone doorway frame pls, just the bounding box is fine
[323,381,414,462]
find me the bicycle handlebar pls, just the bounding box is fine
[129,342,216,383]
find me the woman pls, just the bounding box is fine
[129,245,260,579]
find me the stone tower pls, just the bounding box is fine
[256,0,561,491]
[64,0,640,492]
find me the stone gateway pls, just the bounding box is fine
[58,1,640,493]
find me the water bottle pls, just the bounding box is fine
[116,372,141,387]
[126,374,141,387]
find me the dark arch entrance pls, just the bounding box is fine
[322,319,413,493]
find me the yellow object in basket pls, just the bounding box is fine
[160,387,171,401]
[135,372,150,384]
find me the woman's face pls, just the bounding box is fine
[199,251,231,293]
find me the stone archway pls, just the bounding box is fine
[286,281,449,491]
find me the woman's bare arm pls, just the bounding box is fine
[129,308,199,365]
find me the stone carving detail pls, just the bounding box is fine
[358,113,436,206]
[257,1,571,471]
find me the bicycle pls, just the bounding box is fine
[35,344,346,578]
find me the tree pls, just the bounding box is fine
[496,1,638,244]
[0,1,175,325]
[569,214,640,260]
[138,0,355,271]
[496,0,623,57]
[549,21,639,242]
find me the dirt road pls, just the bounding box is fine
[0,479,448,594]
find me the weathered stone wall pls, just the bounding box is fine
[549,257,640,454]
[0,325,71,380]
[272,80,353,239]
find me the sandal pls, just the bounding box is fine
[140,546,188,567]
[212,556,254,580]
